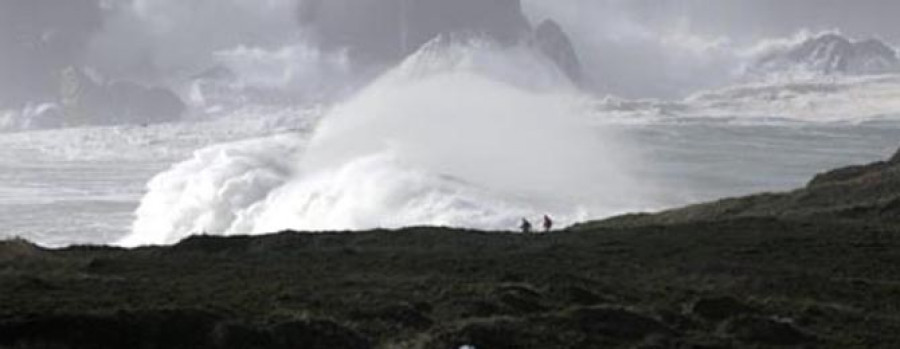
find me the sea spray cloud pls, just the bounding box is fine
[121,41,652,246]
[185,43,353,109]
[87,0,301,80]
[121,135,305,246]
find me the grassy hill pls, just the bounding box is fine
[2,149,900,348]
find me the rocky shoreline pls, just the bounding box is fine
[3,149,900,348]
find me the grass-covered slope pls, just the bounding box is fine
[579,148,900,229]
[2,150,900,348]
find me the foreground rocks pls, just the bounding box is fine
[3,150,900,348]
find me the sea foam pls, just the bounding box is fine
[120,40,651,246]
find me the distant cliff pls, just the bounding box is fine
[297,0,583,82]
[751,33,900,76]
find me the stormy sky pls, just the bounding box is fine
[526,0,900,44]
[524,0,900,97]
[2,0,899,103]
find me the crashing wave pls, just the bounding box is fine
[120,40,648,246]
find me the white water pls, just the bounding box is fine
[3,38,900,247]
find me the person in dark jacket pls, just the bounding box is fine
[520,218,532,234]
[543,215,553,232]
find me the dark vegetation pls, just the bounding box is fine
[3,149,900,348]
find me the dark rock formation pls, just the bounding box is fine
[753,33,900,76]
[533,20,583,82]
[297,0,582,82]
[298,0,530,63]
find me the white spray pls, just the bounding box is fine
[121,40,653,246]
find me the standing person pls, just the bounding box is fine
[543,215,553,232]
[520,218,532,234]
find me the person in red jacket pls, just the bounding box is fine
[543,215,553,233]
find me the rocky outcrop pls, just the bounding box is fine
[297,0,582,82]
[533,20,582,82]
[298,0,529,62]
[753,33,900,76]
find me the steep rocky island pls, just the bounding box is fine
[3,149,900,348]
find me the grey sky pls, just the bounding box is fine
[3,0,900,104]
